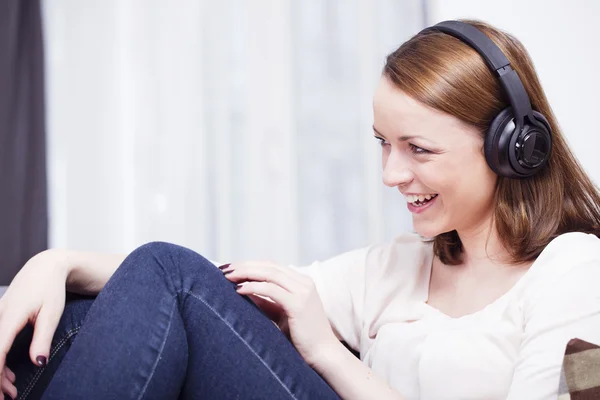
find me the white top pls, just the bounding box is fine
[290,232,600,400]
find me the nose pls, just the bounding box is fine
[382,150,414,188]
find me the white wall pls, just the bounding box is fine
[42,0,423,264]
[428,0,600,184]
[41,1,598,265]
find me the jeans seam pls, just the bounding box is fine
[181,289,298,400]
[19,326,81,400]
[136,297,177,400]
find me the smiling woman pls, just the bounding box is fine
[1,19,600,400]
[382,20,600,265]
[372,79,499,240]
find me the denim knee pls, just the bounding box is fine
[123,241,221,293]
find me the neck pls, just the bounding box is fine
[455,218,513,268]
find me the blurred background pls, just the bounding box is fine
[1,0,599,286]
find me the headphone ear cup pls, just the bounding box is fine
[485,108,553,178]
[485,107,515,176]
[530,110,552,136]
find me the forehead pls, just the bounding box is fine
[373,76,480,144]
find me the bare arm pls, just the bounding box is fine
[57,249,403,399]
[48,249,126,296]
[0,248,126,398]
[227,260,404,400]
[314,341,404,400]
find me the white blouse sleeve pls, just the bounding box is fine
[506,260,600,400]
[288,247,370,351]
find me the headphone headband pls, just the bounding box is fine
[419,20,552,178]
[423,21,534,129]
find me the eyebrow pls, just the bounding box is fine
[372,125,424,142]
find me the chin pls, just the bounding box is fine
[412,220,447,239]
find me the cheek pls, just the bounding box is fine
[412,162,454,192]
[381,147,390,168]
[440,157,497,213]
[417,151,495,204]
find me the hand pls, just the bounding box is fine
[1,366,17,400]
[0,249,69,399]
[221,261,338,368]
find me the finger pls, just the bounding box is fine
[29,305,61,367]
[225,265,302,293]
[246,294,282,321]
[0,310,29,383]
[4,367,15,383]
[236,282,294,311]
[2,375,17,400]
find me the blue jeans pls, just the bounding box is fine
[6,242,341,399]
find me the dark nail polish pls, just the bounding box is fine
[223,270,234,276]
[36,355,47,367]
[218,263,231,270]
[236,284,243,290]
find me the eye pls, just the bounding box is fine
[409,143,431,154]
[374,136,389,147]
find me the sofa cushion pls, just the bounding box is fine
[558,338,600,399]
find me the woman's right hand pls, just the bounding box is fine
[0,249,69,399]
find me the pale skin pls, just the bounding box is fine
[371,77,531,317]
[0,75,531,399]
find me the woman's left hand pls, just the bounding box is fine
[220,261,338,368]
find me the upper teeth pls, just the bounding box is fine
[405,194,437,203]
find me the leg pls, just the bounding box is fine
[40,242,341,400]
[6,293,95,400]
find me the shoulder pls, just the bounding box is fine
[530,232,600,279]
[363,232,433,288]
[365,232,433,265]
[293,233,431,273]
[518,232,600,306]
[538,232,600,264]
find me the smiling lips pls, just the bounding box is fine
[405,193,438,207]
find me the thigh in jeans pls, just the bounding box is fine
[6,293,95,400]
[34,243,342,400]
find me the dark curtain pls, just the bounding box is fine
[0,0,48,285]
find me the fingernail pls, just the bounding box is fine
[236,284,243,290]
[218,263,231,270]
[223,270,234,276]
[36,355,47,367]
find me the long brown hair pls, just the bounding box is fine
[383,19,600,265]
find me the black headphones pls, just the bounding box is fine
[422,21,552,178]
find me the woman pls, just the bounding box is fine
[1,19,600,400]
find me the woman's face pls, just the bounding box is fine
[373,76,498,238]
